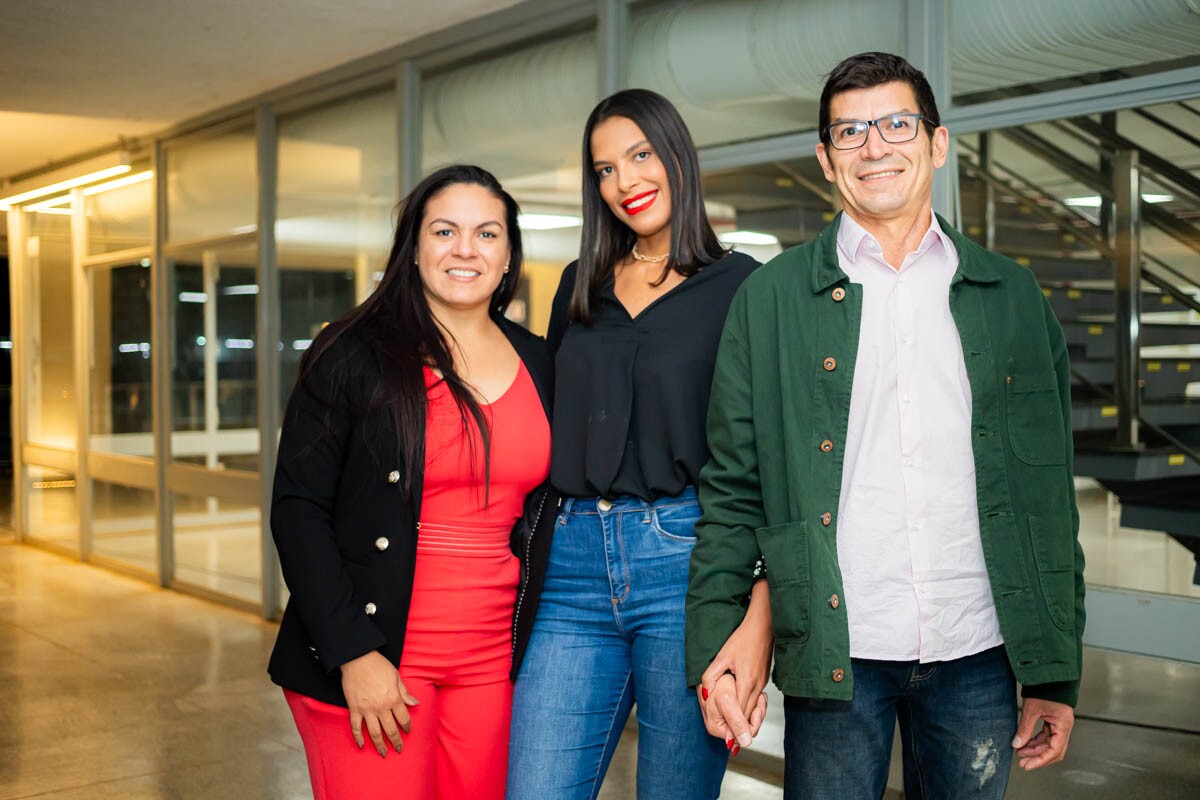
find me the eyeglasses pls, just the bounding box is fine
[825,113,931,150]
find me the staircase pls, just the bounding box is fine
[958,100,1200,582]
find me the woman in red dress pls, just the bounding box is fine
[268,164,554,800]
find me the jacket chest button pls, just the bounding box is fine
[823,357,837,371]
[829,593,840,609]
[832,287,846,302]
[375,537,390,551]
[832,668,845,682]
[819,439,834,453]
[364,602,377,616]
[820,512,832,526]
[387,470,400,484]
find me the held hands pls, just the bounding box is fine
[695,580,773,755]
[340,650,420,757]
[1013,697,1075,770]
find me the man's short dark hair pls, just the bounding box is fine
[818,52,941,146]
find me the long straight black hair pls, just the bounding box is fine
[297,164,523,502]
[570,88,726,324]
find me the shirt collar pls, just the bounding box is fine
[836,208,950,267]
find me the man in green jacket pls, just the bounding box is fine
[687,52,1083,799]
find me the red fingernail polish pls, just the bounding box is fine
[732,745,740,757]
[702,688,709,700]
[725,738,733,750]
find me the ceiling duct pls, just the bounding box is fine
[421,0,1200,170]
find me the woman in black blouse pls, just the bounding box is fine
[506,89,772,800]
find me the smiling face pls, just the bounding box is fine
[415,182,511,317]
[816,80,948,228]
[589,115,672,243]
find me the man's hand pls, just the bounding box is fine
[1013,697,1074,770]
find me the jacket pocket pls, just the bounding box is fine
[1006,371,1066,466]
[1028,511,1075,632]
[754,520,811,644]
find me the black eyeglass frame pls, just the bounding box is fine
[823,113,936,150]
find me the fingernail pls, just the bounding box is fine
[1012,736,1023,748]
[725,738,733,750]
[737,732,752,747]
[731,744,740,757]
[702,687,709,701]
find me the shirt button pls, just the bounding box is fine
[597,498,613,511]
[823,357,837,371]
[903,394,911,404]
[829,593,840,609]
[832,287,846,302]
[364,602,377,616]
[819,439,834,453]
[903,458,914,468]
[374,537,389,551]
[832,668,845,682]
[820,512,832,526]
[387,470,400,484]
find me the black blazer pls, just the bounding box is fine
[268,317,556,707]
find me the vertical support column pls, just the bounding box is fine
[1098,111,1118,249]
[201,250,220,475]
[397,60,423,197]
[979,132,996,250]
[152,141,174,586]
[7,208,27,541]
[70,187,92,559]
[256,104,282,619]
[597,0,629,99]
[1113,149,1141,449]
[905,0,959,226]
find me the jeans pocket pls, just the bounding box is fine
[650,504,700,542]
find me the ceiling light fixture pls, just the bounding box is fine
[82,170,153,196]
[0,165,132,209]
[517,213,582,230]
[718,230,780,246]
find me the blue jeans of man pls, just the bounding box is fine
[507,488,728,800]
[783,645,1018,800]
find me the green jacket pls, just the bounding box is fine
[686,214,1084,707]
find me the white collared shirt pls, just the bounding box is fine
[834,211,1003,662]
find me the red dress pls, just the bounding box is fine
[285,361,550,800]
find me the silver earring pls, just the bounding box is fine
[504,264,510,273]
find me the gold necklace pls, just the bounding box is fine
[631,244,669,263]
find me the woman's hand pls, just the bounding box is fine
[696,579,773,751]
[340,650,420,757]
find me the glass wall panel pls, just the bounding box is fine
[172,491,261,604]
[950,0,1200,104]
[23,210,76,448]
[630,0,899,149]
[91,480,156,572]
[168,241,260,473]
[278,88,396,410]
[166,126,257,242]
[702,155,830,258]
[24,465,78,552]
[423,32,593,333]
[85,170,153,255]
[89,264,153,456]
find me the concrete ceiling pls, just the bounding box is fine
[0,0,522,181]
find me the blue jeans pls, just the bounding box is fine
[507,488,728,800]
[783,645,1018,800]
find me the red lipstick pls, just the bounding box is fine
[621,189,658,216]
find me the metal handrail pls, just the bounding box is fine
[1069,367,1200,468]
[958,146,1200,314]
[1064,116,1200,204]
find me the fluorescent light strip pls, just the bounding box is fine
[221,284,259,296]
[518,213,582,230]
[25,194,72,211]
[0,165,131,209]
[82,170,153,196]
[719,230,780,246]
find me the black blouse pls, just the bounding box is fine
[547,251,759,500]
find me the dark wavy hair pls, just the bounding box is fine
[297,164,523,501]
[570,88,726,324]
[818,52,941,147]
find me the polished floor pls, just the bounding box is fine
[2,535,1198,799]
